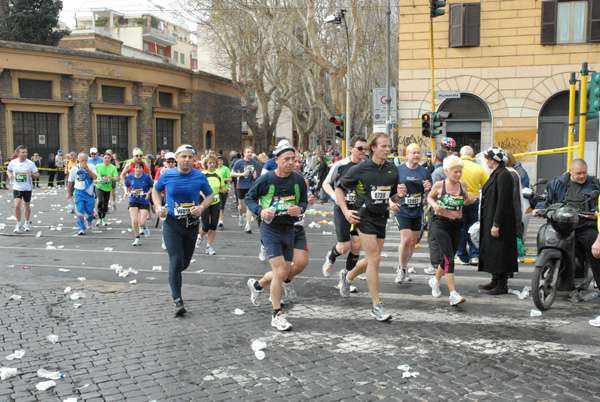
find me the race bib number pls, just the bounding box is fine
[245,165,255,172]
[15,173,27,182]
[131,188,144,198]
[444,195,463,211]
[275,196,295,213]
[345,192,356,204]
[100,176,110,184]
[76,171,85,181]
[371,186,391,204]
[174,202,194,217]
[405,193,422,208]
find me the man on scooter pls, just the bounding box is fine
[533,159,600,291]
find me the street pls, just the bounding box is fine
[1,185,600,401]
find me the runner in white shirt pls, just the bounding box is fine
[7,145,39,233]
[67,153,98,235]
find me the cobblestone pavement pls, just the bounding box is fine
[1,186,600,401]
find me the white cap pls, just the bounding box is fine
[175,144,196,155]
[274,140,295,157]
[90,147,98,153]
[165,152,176,160]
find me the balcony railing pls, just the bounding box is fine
[142,26,176,46]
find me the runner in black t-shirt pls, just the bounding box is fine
[336,133,406,322]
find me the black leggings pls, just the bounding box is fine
[201,203,220,232]
[429,217,462,274]
[95,188,111,219]
[220,191,228,211]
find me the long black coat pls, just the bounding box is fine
[478,165,519,274]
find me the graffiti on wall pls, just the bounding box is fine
[398,134,429,150]
[494,129,536,160]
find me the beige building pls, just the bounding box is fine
[0,40,240,164]
[397,0,600,180]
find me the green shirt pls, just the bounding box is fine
[95,164,119,192]
[203,170,224,205]
[216,166,231,189]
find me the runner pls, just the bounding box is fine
[124,160,154,246]
[247,151,315,306]
[426,155,477,305]
[105,149,121,211]
[321,136,367,280]
[245,143,308,331]
[216,156,232,228]
[94,153,119,226]
[65,152,78,213]
[336,133,404,322]
[391,143,432,283]
[7,145,40,233]
[196,154,229,255]
[154,152,176,250]
[152,145,214,317]
[231,146,258,233]
[67,153,97,235]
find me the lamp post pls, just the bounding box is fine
[325,10,351,158]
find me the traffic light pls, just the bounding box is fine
[421,113,431,137]
[330,116,344,138]
[430,0,447,18]
[587,72,600,120]
[430,111,453,136]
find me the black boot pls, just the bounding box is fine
[489,274,508,295]
[478,275,498,290]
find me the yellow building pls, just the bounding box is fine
[0,40,240,163]
[397,0,600,180]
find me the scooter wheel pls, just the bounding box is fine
[532,258,561,311]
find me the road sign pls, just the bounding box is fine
[372,87,397,124]
[435,90,461,99]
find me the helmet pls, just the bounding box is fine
[441,137,456,150]
[550,205,579,235]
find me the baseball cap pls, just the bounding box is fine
[90,147,98,153]
[175,144,196,155]
[133,149,144,156]
[57,149,63,153]
[274,140,295,157]
[165,152,176,160]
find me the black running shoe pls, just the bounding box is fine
[174,298,186,317]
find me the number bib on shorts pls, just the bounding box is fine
[174,201,194,217]
[405,193,423,208]
[371,186,391,204]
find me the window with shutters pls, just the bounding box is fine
[541,0,600,44]
[449,3,480,48]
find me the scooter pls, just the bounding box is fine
[521,178,547,243]
[531,190,600,311]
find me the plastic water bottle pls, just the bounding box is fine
[37,368,65,380]
[263,204,277,224]
[35,380,56,391]
[160,206,168,222]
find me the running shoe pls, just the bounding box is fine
[282,282,297,300]
[424,266,437,275]
[142,226,151,238]
[24,221,31,232]
[132,237,141,246]
[102,219,108,227]
[349,285,358,293]
[238,215,244,227]
[338,269,352,298]
[112,202,116,212]
[195,235,204,248]
[14,222,22,233]
[271,312,292,331]
[86,220,92,229]
[589,316,600,327]
[449,292,465,306]
[454,257,469,265]
[394,267,407,284]
[174,298,186,317]
[244,223,252,233]
[205,245,216,255]
[258,246,267,261]
[371,302,392,322]
[247,278,263,306]
[470,257,479,265]
[429,277,442,298]
[78,230,86,236]
[218,220,224,228]
[95,219,101,227]
[161,239,166,250]
[322,251,334,277]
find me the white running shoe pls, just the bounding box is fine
[424,266,437,275]
[14,222,22,233]
[218,220,224,228]
[142,226,151,238]
[195,235,204,249]
[282,282,297,300]
[322,251,334,277]
[449,292,465,306]
[78,230,86,236]
[205,245,216,255]
[589,316,600,327]
[394,267,407,284]
[247,278,263,306]
[258,246,268,261]
[161,239,166,250]
[238,215,244,227]
[86,220,92,229]
[132,237,141,246]
[24,221,31,232]
[271,312,292,331]
[429,277,442,298]
[244,223,252,233]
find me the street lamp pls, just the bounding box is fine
[325,9,351,158]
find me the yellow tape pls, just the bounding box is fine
[513,145,580,158]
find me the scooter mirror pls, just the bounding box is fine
[534,178,547,186]
[590,190,600,200]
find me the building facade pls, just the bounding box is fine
[0,40,241,163]
[397,0,600,180]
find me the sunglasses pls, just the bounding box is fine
[90,153,97,155]
[354,146,366,151]
[134,155,143,157]
[166,159,175,163]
